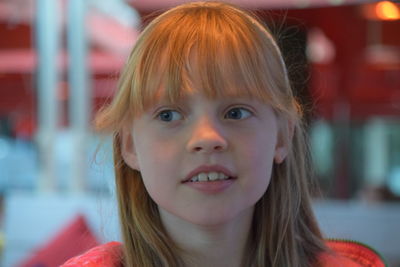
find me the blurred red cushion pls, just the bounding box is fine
[18,214,99,267]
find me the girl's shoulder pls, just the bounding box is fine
[60,241,123,267]
[318,239,386,267]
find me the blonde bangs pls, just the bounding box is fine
[127,2,294,118]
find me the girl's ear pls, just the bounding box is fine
[274,119,294,164]
[121,126,140,171]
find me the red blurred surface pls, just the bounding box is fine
[0,3,399,136]
[17,214,99,267]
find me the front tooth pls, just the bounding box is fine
[208,172,219,181]
[198,173,208,182]
[218,173,228,180]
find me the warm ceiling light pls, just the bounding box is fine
[361,1,400,21]
[375,1,400,20]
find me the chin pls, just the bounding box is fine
[183,210,245,227]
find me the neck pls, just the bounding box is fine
[159,208,254,267]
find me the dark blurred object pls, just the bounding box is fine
[17,214,99,267]
[0,117,12,136]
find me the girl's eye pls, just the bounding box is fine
[157,110,183,122]
[225,107,252,120]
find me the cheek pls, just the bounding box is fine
[135,133,176,170]
[247,149,274,205]
[236,133,277,193]
[134,136,181,191]
[240,133,277,171]
[135,145,174,205]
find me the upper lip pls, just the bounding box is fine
[182,165,236,183]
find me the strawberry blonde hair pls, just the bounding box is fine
[95,2,326,266]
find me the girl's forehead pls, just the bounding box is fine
[151,84,260,105]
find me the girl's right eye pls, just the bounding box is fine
[157,110,183,122]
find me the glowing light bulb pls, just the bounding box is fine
[376,1,400,20]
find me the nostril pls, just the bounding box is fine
[214,145,223,151]
[193,145,224,152]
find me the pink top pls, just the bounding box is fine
[61,240,386,267]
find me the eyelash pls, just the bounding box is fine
[155,106,254,122]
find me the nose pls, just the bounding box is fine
[186,117,228,153]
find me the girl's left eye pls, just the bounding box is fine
[224,107,252,120]
[157,110,183,122]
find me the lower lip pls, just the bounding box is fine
[183,178,235,194]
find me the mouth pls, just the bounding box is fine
[185,172,234,183]
[182,165,236,183]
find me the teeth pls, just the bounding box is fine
[208,172,219,181]
[218,173,227,179]
[189,172,230,182]
[190,176,199,182]
[198,173,208,182]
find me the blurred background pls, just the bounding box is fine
[0,0,399,266]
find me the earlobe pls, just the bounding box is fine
[274,119,294,164]
[121,126,140,171]
[274,146,288,164]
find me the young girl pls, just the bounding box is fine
[62,2,385,266]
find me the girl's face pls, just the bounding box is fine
[122,91,288,226]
